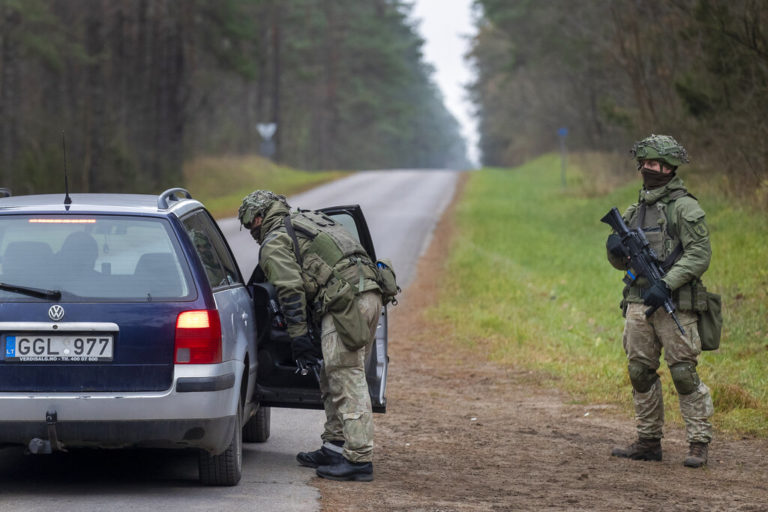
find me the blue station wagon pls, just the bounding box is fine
[0,188,389,486]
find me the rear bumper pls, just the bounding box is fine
[0,417,235,452]
[0,361,242,453]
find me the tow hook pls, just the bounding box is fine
[27,410,67,454]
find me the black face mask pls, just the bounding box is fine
[249,225,261,240]
[641,167,675,189]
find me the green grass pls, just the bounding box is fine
[431,154,768,437]
[183,155,349,218]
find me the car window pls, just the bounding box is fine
[325,212,361,243]
[0,215,193,301]
[182,211,240,289]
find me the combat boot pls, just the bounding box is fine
[296,441,344,468]
[316,459,374,482]
[683,442,708,468]
[610,437,662,461]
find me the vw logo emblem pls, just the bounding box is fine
[48,305,65,322]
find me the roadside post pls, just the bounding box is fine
[257,123,277,160]
[558,127,568,189]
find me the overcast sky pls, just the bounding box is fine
[411,0,479,166]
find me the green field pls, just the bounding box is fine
[183,155,348,218]
[431,155,768,437]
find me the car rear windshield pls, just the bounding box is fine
[0,215,194,301]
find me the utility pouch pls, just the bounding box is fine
[375,258,401,305]
[302,252,334,294]
[673,281,709,312]
[322,277,370,351]
[620,286,629,318]
[698,292,723,351]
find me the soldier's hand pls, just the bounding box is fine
[606,234,627,259]
[291,334,321,367]
[642,281,671,308]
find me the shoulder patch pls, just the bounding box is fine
[692,220,709,237]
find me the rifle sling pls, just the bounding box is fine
[638,203,646,230]
[661,243,683,272]
[283,215,303,267]
[283,214,322,338]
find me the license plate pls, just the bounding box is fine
[4,334,114,362]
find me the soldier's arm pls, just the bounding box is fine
[260,231,308,338]
[662,198,711,291]
[606,204,636,271]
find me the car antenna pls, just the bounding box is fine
[62,131,72,211]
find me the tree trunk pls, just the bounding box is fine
[85,0,106,192]
[271,2,282,162]
[0,6,21,188]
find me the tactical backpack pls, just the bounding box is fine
[283,211,378,350]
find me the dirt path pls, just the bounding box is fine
[313,178,768,512]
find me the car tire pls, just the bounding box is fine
[198,398,243,486]
[243,405,271,443]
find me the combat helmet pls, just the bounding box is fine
[238,190,289,227]
[630,134,690,169]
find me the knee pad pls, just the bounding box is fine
[669,362,701,395]
[628,360,659,393]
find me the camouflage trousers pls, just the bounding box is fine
[318,290,382,463]
[623,303,714,444]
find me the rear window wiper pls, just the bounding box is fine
[0,282,62,300]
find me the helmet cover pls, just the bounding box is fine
[630,134,690,168]
[238,190,289,226]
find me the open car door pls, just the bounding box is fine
[250,205,388,413]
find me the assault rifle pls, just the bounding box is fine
[601,207,685,335]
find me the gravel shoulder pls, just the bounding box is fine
[313,177,768,512]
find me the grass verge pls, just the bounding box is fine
[430,154,768,437]
[183,155,349,218]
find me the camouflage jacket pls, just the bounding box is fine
[607,176,712,309]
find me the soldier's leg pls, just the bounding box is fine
[296,313,346,469]
[322,291,382,463]
[319,313,344,445]
[659,310,714,445]
[624,304,664,440]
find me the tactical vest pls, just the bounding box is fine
[291,210,369,267]
[627,189,688,265]
[288,211,379,302]
[625,189,707,311]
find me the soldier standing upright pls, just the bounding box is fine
[238,190,383,481]
[606,135,714,468]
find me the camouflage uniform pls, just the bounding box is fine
[239,191,382,463]
[607,136,714,447]
[318,290,381,462]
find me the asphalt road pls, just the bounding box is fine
[0,169,460,511]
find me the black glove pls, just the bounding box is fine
[291,335,321,366]
[642,281,671,309]
[606,234,627,259]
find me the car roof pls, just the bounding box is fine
[0,192,204,217]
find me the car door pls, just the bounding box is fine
[251,205,388,413]
[181,210,257,411]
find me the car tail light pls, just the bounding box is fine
[174,310,222,364]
